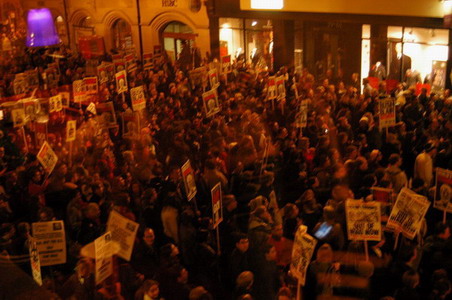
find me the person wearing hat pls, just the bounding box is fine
[414,142,437,187]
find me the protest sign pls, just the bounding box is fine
[115,70,128,94]
[96,102,117,128]
[181,160,197,201]
[26,69,39,89]
[345,199,381,241]
[106,210,139,261]
[221,55,232,74]
[14,73,28,95]
[130,86,146,112]
[37,141,58,174]
[387,188,430,239]
[97,64,109,84]
[208,69,220,89]
[95,232,113,285]
[12,108,26,127]
[125,54,137,73]
[372,187,393,220]
[73,80,86,103]
[295,100,308,128]
[122,111,140,138]
[267,76,277,100]
[189,67,207,88]
[276,76,286,100]
[202,89,220,118]
[113,59,126,73]
[23,98,40,121]
[31,220,66,266]
[211,183,223,229]
[29,237,42,286]
[143,52,154,70]
[379,97,396,130]
[290,225,317,285]
[434,168,452,213]
[49,94,63,113]
[84,77,98,95]
[66,120,77,142]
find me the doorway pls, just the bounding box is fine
[161,21,197,62]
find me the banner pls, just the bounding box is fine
[96,102,117,129]
[95,232,113,285]
[276,76,286,100]
[143,52,154,70]
[31,220,66,266]
[106,210,139,261]
[49,94,63,113]
[73,80,86,103]
[66,120,77,142]
[211,183,223,229]
[208,69,220,89]
[130,86,146,112]
[37,141,58,174]
[379,97,396,130]
[29,237,42,286]
[116,70,128,94]
[221,55,232,74]
[345,199,381,241]
[295,100,308,128]
[202,89,220,118]
[435,168,452,213]
[387,188,430,239]
[290,225,317,285]
[267,76,277,100]
[181,160,197,201]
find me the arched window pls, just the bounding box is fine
[111,18,132,50]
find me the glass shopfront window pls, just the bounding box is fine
[219,17,273,69]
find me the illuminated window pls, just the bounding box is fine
[251,0,283,9]
[112,19,132,50]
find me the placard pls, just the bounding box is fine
[189,67,207,88]
[66,120,77,142]
[290,225,316,285]
[49,94,63,113]
[276,76,286,100]
[267,76,277,100]
[295,100,308,128]
[115,70,128,94]
[29,237,42,286]
[11,108,26,127]
[130,86,146,112]
[387,188,430,239]
[106,210,139,261]
[371,187,393,220]
[84,77,98,95]
[37,141,58,174]
[221,55,232,74]
[125,54,137,73]
[345,199,381,241]
[202,89,220,118]
[379,97,396,130]
[73,80,86,103]
[211,183,223,228]
[143,52,154,70]
[31,220,66,266]
[181,160,197,201]
[95,232,113,285]
[96,102,117,128]
[97,65,109,84]
[208,69,220,89]
[435,168,452,213]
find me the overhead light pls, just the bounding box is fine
[251,21,258,26]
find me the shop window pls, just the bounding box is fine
[219,18,244,58]
[245,19,273,70]
[112,19,132,51]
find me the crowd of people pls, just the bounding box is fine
[0,41,451,300]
